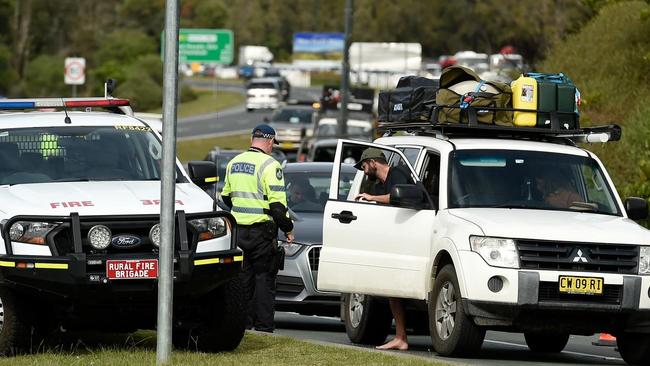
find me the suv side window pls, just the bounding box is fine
[395,147,421,167]
[581,163,617,210]
[420,151,441,208]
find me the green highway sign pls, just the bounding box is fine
[165,28,234,64]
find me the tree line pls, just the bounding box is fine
[0,0,609,109]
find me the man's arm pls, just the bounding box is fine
[220,161,233,208]
[355,192,389,204]
[263,161,294,239]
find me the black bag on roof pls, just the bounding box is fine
[378,76,438,122]
[396,75,439,89]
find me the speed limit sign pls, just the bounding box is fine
[64,57,86,85]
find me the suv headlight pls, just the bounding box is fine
[279,240,305,257]
[189,217,227,241]
[470,236,519,268]
[639,246,650,275]
[9,221,59,245]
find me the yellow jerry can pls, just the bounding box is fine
[511,75,537,126]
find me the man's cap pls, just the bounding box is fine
[252,124,278,144]
[354,147,386,170]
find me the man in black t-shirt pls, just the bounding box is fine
[354,148,412,203]
[354,148,412,351]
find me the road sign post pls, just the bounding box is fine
[157,0,180,364]
[64,57,85,97]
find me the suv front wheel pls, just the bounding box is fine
[524,331,569,352]
[0,287,35,355]
[343,293,392,345]
[173,277,246,352]
[429,264,485,356]
[617,332,650,365]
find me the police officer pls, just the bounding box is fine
[221,124,294,332]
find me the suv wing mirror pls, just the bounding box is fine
[188,161,217,189]
[625,197,648,221]
[390,184,431,210]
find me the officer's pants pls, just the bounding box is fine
[238,222,277,332]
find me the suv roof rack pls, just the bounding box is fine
[0,97,133,116]
[378,104,621,145]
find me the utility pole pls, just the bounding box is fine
[338,0,353,138]
[157,0,179,364]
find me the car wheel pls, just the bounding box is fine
[0,287,35,355]
[524,331,569,352]
[343,293,392,345]
[429,264,485,357]
[176,277,246,352]
[617,332,650,365]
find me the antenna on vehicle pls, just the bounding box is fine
[105,79,117,98]
[62,98,72,124]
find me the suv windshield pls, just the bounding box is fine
[0,126,174,185]
[449,150,620,215]
[271,108,313,124]
[248,82,276,89]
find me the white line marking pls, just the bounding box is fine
[484,340,624,361]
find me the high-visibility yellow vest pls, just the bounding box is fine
[221,150,287,225]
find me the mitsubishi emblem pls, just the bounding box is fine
[572,249,588,263]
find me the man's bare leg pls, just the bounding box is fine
[376,298,408,350]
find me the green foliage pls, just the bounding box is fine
[0,44,16,95]
[117,0,165,39]
[21,54,68,97]
[95,30,157,65]
[181,0,228,28]
[541,1,650,198]
[114,54,164,110]
[180,85,198,103]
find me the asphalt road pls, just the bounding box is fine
[178,80,321,140]
[274,312,625,366]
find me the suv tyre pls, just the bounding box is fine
[174,277,246,352]
[524,331,569,353]
[343,293,392,345]
[0,287,36,355]
[617,332,650,365]
[429,264,485,356]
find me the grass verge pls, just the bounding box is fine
[0,331,447,366]
[149,89,244,119]
[184,76,245,85]
[177,133,250,162]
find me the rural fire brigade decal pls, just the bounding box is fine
[106,259,158,279]
[141,199,184,205]
[50,201,94,209]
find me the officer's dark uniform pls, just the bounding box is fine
[221,124,293,332]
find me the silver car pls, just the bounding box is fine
[275,162,356,316]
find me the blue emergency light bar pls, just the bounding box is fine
[0,98,130,110]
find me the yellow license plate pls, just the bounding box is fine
[280,142,295,149]
[558,276,603,295]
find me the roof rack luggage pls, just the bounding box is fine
[378,104,621,145]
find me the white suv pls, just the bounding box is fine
[317,124,650,365]
[0,97,245,354]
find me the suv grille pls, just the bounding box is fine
[308,246,321,271]
[51,220,195,255]
[538,282,622,305]
[517,239,638,274]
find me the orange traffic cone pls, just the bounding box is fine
[592,333,617,346]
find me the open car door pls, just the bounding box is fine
[317,139,436,300]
